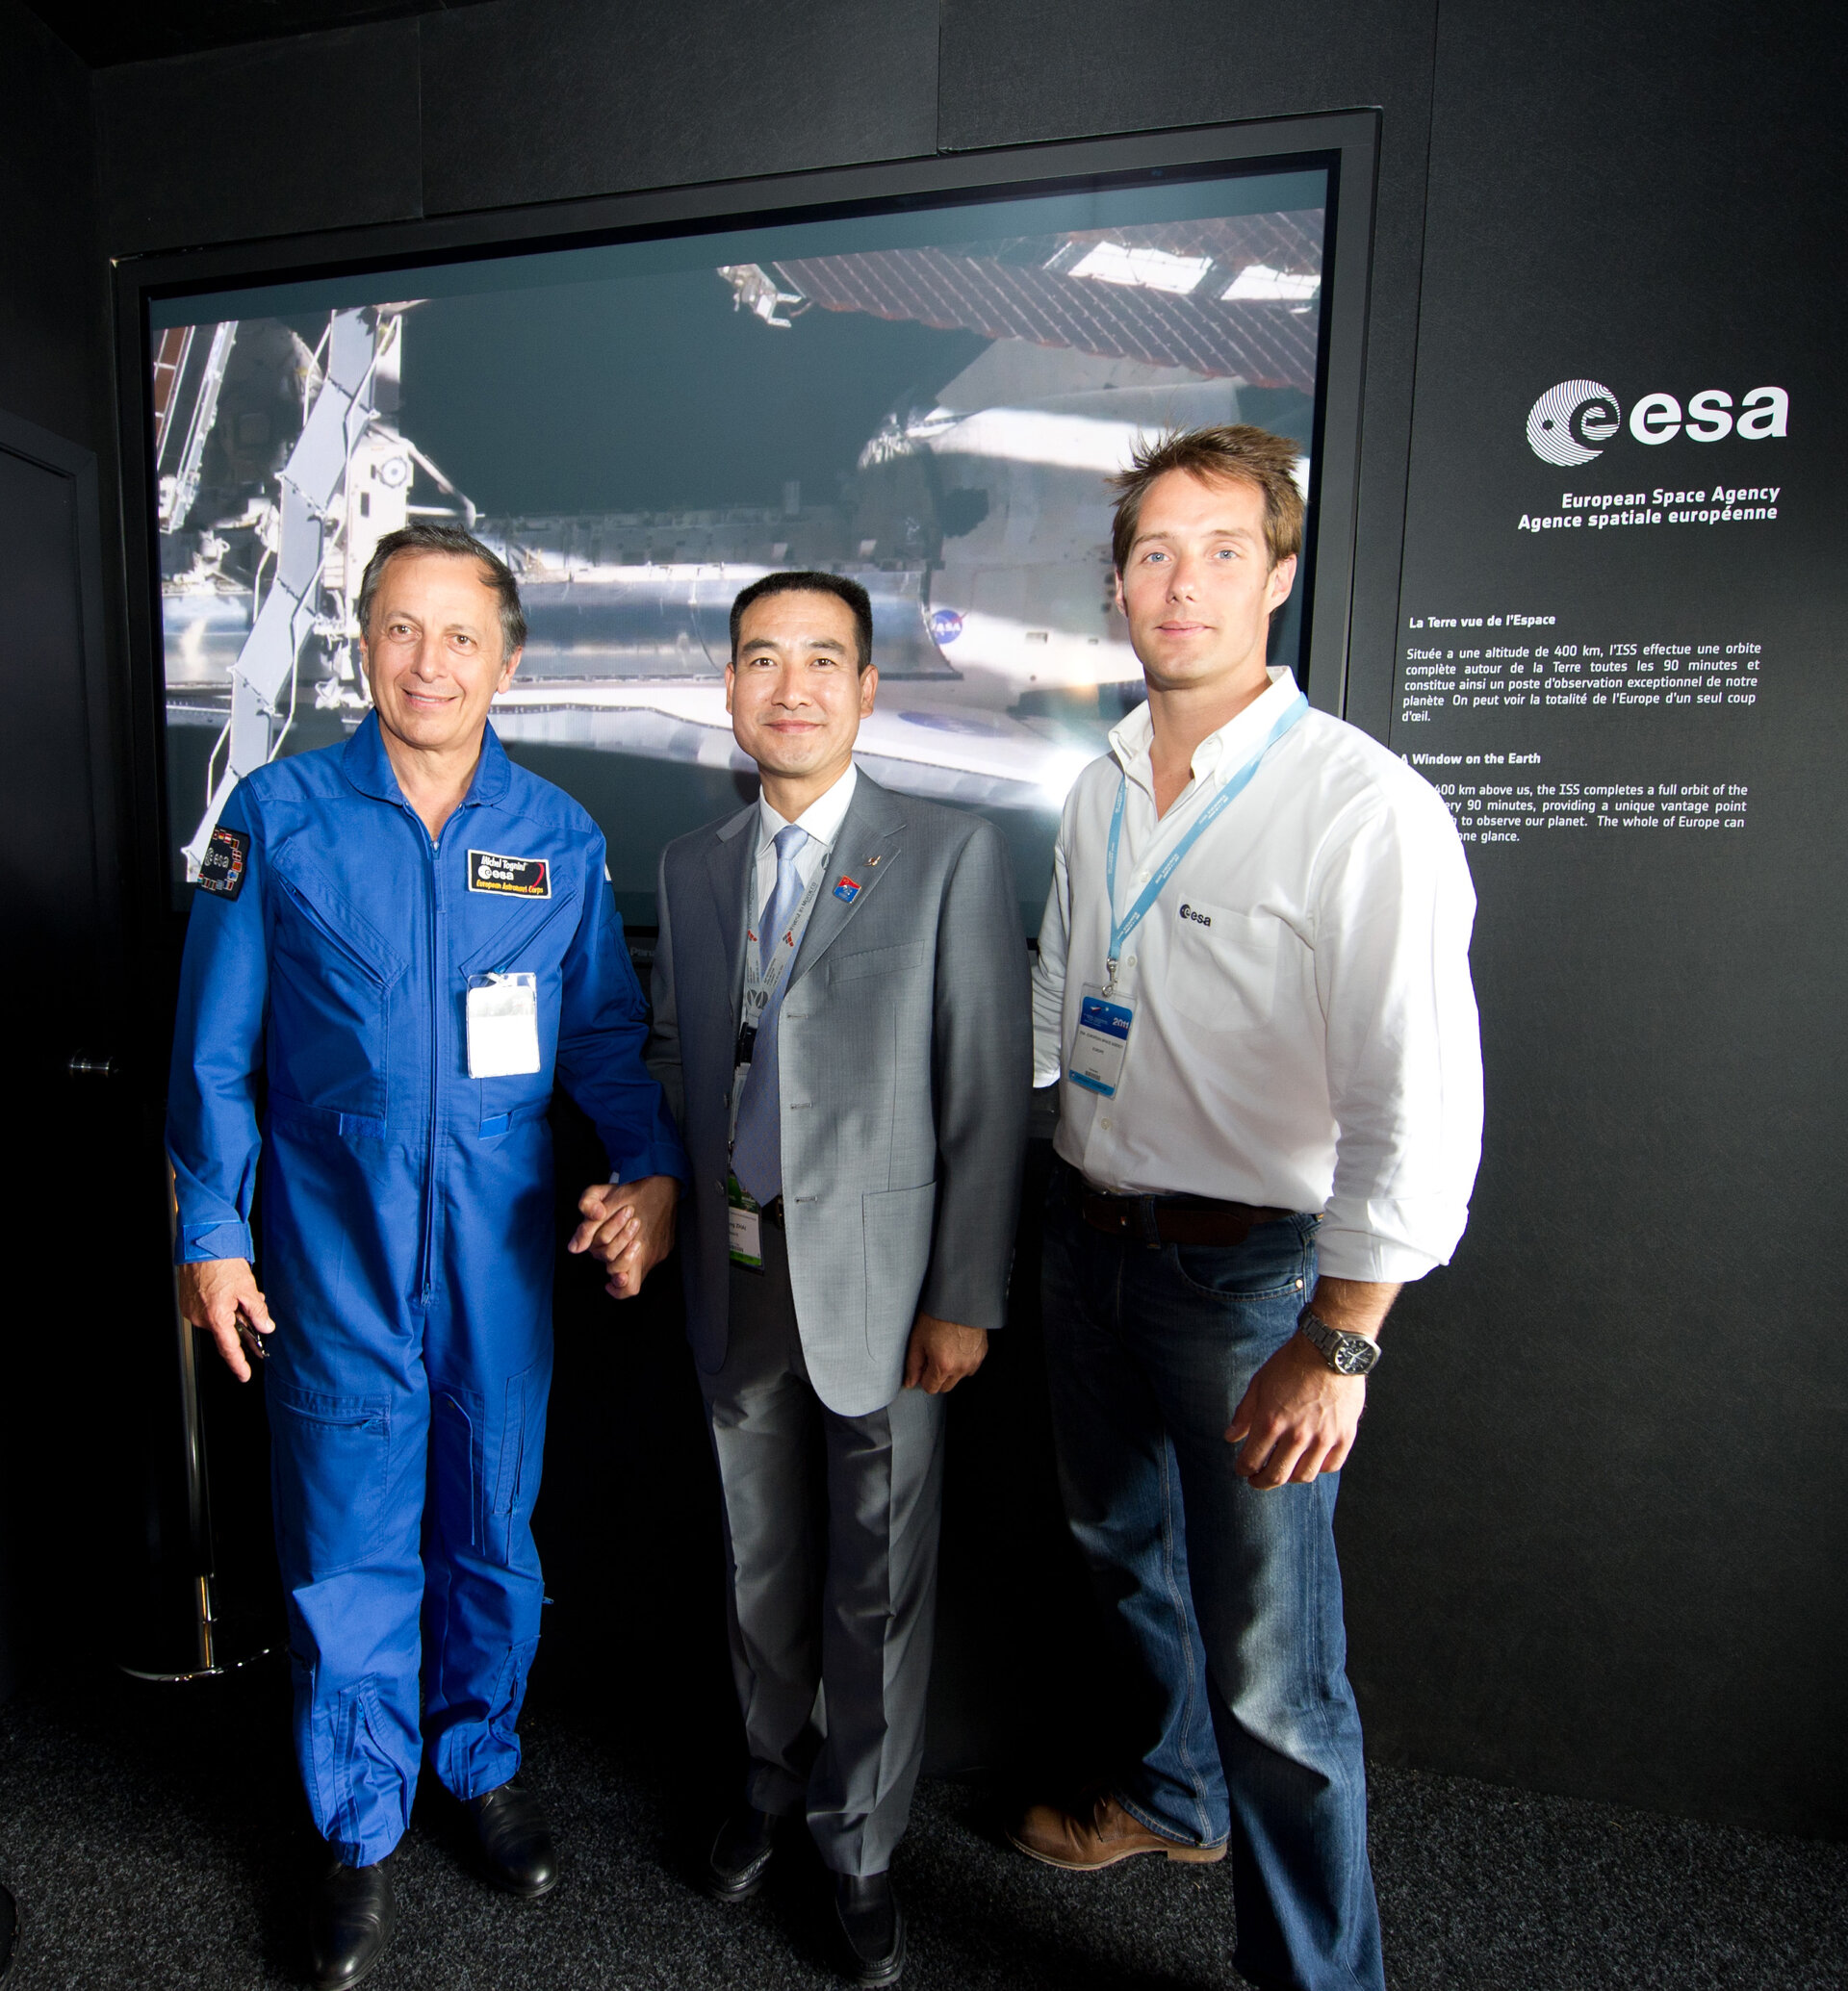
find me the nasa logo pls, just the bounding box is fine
[1527,381,1789,464]
[928,607,964,647]
[1178,903,1212,928]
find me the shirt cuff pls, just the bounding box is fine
[1312,1226,1445,1285]
[609,1142,692,1187]
[176,1219,254,1265]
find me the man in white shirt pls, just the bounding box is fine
[634,572,1029,1985]
[1008,429,1481,1991]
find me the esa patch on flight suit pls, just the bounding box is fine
[468,850,550,897]
[196,825,250,900]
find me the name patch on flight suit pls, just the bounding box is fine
[468,850,551,897]
[196,825,249,900]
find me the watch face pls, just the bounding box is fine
[1335,1341,1371,1374]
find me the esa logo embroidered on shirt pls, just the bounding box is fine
[469,850,551,897]
[1178,903,1212,928]
[196,825,250,900]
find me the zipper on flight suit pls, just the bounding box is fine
[418,813,446,1306]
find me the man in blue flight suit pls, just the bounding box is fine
[168,522,686,1990]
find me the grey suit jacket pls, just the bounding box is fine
[648,771,1030,1417]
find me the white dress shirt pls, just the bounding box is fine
[1031,669,1482,1283]
[754,762,859,929]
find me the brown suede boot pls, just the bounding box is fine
[1007,1792,1226,1870]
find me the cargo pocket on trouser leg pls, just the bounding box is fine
[490,1356,548,1569]
[267,1381,393,1579]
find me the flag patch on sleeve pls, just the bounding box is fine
[196,825,249,900]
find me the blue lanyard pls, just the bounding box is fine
[1103,691,1308,989]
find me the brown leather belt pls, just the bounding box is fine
[1077,1185,1291,1248]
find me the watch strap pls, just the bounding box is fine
[1296,1308,1381,1376]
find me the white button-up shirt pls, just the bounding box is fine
[754,762,858,929]
[1031,669,1482,1283]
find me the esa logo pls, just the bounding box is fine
[1178,903,1212,928]
[1526,379,1789,467]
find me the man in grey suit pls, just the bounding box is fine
[623,571,1028,1984]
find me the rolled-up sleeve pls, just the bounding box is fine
[1311,784,1483,1283]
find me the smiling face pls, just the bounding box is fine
[726,588,878,810]
[359,549,520,758]
[1116,468,1298,702]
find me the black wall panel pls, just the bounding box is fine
[0,1,107,447]
[0,2,140,1702]
[420,0,940,214]
[1336,0,1848,1836]
[95,20,424,255]
[53,0,1848,1833]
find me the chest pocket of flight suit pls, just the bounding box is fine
[457,889,579,1133]
[270,853,406,1121]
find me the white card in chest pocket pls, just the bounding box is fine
[466,972,541,1078]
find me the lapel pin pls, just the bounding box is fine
[866,854,883,866]
[834,876,861,903]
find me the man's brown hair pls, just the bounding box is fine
[1108,424,1305,574]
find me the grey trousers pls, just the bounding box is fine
[700,1218,947,1877]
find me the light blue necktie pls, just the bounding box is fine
[732,824,808,1205]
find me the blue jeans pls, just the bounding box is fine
[1040,1161,1384,1991]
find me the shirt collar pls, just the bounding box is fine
[340,709,512,809]
[757,760,858,852]
[1109,668,1299,796]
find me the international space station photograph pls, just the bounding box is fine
[152,167,1328,925]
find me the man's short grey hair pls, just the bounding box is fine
[355,522,527,658]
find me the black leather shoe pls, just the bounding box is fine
[705,1803,778,1902]
[464,1777,559,1898]
[834,1871,905,1985]
[308,1852,396,1991]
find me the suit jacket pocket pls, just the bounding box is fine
[861,1179,937,1354]
[828,941,926,985]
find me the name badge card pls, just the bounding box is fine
[466,972,541,1078]
[1069,985,1135,1098]
[727,1173,763,1271]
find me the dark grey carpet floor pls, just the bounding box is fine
[1,1660,1843,1991]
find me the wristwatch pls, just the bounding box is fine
[1296,1308,1381,1376]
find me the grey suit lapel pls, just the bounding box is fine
[702,803,757,1013]
[787,772,907,990]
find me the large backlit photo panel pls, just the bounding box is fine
[151,166,1329,926]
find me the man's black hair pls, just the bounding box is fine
[729,570,874,672]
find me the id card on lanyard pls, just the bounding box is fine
[726,852,826,1267]
[1068,691,1307,1099]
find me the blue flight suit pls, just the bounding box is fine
[167,713,686,1866]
